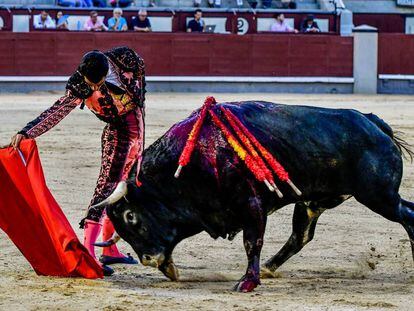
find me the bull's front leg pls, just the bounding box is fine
[234,196,266,292]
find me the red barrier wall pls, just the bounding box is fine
[0,32,353,77]
[378,33,414,75]
[353,13,405,33]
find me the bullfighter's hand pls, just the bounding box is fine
[10,133,24,149]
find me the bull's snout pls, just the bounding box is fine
[141,253,165,268]
[141,254,180,281]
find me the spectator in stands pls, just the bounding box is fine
[108,8,128,31]
[84,10,108,31]
[300,15,321,33]
[55,11,69,30]
[110,0,132,8]
[187,9,205,33]
[33,10,56,29]
[149,0,157,7]
[132,9,152,32]
[270,13,298,33]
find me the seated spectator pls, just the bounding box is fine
[132,9,152,32]
[149,0,156,7]
[55,11,69,30]
[270,13,298,33]
[108,8,128,31]
[300,15,320,33]
[110,0,132,8]
[33,10,56,29]
[84,11,107,31]
[187,9,205,33]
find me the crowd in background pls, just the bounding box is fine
[33,8,152,31]
[33,9,320,33]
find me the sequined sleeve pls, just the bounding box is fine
[18,90,83,139]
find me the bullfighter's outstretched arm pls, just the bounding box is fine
[18,90,83,139]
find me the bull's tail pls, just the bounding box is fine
[364,113,414,162]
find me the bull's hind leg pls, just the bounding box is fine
[355,193,414,262]
[262,197,346,278]
[400,199,414,260]
[353,149,414,262]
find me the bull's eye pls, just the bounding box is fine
[123,209,138,225]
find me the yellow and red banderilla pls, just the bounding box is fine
[174,96,302,198]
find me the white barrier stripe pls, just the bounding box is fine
[0,76,354,83]
[379,74,414,81]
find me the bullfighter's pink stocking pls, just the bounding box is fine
[102,215,125,258]
[83,220,102,259]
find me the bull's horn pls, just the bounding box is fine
[94,233,121,247]
[90,181,128,208]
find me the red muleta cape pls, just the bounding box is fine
[0,139,103,279]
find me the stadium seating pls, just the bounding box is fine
[0,0,320,10]
[343,0,414,13]
[1,0,55,5]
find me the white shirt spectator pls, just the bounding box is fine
[33,13,56,29]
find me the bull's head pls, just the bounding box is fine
[92,181,180,281]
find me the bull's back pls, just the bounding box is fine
[222,101,400,195]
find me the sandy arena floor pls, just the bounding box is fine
[0,93,413,311]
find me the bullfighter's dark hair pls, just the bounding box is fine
[194,9,202,15]
[275,13,283,19]
[78,50,109,84]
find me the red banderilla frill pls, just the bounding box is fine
[220,106,283,198]
[174,96,216,178]
[208,109,274,192]
[220,107,302,196]
[174,97,302,197]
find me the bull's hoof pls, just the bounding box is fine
[160,260,179,281]
[233,280,258,293]
[260,266,281,279]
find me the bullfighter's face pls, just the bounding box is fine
[106,185,180,281]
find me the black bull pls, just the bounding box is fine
[102,101,414,292]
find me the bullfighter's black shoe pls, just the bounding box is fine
[103,265,114,276]
[99,253,138,266]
